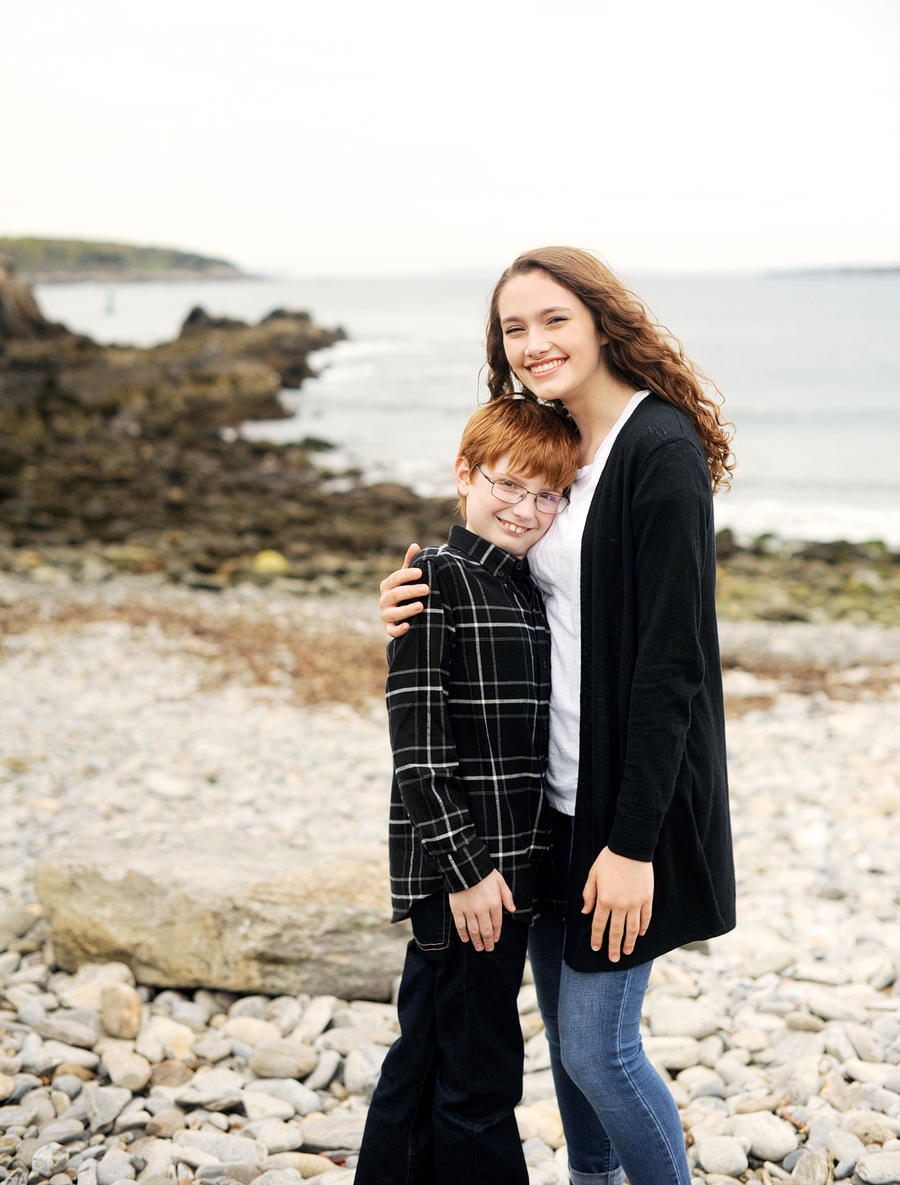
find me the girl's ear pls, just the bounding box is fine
[454,455,472,495]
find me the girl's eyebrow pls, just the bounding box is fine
[499,305,571,325]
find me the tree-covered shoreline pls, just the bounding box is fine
[0,237,245,283]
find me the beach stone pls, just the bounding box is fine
[855,1151,900,1184]
[290,998,340,1047]
[172,1131,267,1167]
[266,999,304,1036]
[170,1146,220,1169]
[643,1036,701,1070]
[844,1059,897,1086]
[35,835,410,999]
[789,1148,829,1183]
[53,1074,86,1099]
[96,1148,136,1185]
[136,1016,196,1063]
[696,1136,749,1176]
[297,1113,367,1152]
[34,1118,86,1147]
[32,1143,70,1177]
[229,996,270,1020]
[646,995,719,1039]
[250,1172,303,1185]
[56,965,135,1012]
[81,1084,132,1128]
[244,1080,320,1117]
[303,1050,341,1092]
[343,1045,388,1097]
[221,1018,282,1047]
[786,1011,826,1032]
[21,1037,99,1075]
[194,1164,259,1184]
[854,1121,898,1145]
[145,1109,186,1137]
[150,1059,194,1088]
[260,1152,337,1177]
[191,1035,231,1063]
[242,1092,296,1121]
[243,1119,305,1154]
[0,1070,17,1100]
[33,1015,98,1048]
[78,1159,98,1185]
[97,1042,151,1092]
[513,1104,565,1151]
[101,985,143,1040]
[54,1063,96,1082]
[825,1126,866,1176]
[173,1067,246,1109]
[129,1135,173,1181]
[731,1111,799,1161]
[248,1041,317,1080]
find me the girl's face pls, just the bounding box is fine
[497,271,608,407]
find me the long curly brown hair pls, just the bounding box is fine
[486,246,735,492]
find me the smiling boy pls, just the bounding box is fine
[354,396,578,1185]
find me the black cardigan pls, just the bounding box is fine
[563,394,736,972]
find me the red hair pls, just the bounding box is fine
[457,396,579,516]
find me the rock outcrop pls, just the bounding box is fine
[34,834,410,1000]
[0,259,454,583]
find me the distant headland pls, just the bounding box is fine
[769,263,900,278]
[0,236,246,283]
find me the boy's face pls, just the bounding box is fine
[454,453,562,558]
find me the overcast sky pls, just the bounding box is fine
[3,0,898,276]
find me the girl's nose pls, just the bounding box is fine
[524,326,550,358]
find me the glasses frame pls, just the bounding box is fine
[474,465,569,515]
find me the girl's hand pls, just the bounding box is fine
[581,847,653,962]
[448,869,516,952]
[379,543,431,638]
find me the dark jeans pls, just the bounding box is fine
[355,890,529,1185]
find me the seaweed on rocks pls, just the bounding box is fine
[0,258,454,588]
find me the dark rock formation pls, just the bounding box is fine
[0,261,455,585]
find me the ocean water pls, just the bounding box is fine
[36,271,900,546]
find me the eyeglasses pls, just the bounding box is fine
[475,466,569,515]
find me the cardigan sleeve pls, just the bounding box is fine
[386,556,496,891]
[606,435,713,862]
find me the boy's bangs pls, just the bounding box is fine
[457,398,579,515]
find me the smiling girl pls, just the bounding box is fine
[381,246,736,1185]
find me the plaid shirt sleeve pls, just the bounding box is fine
[386,555,496,893]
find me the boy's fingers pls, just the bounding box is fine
[402,544,420,569]
[451,911,470,943]
[499,879,516,914]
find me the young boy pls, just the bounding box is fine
[355,397,579,1185]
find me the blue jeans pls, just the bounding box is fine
[355,891,530,1185]
[529,910,690,1185]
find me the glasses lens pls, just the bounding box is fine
[536,494,568,514]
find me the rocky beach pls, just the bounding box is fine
[3,257,900,1184]
[0,571,899,1184]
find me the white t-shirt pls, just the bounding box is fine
[527,391,650,815]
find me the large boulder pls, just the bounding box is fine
[35,833,408,1000]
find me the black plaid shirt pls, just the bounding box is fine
[386,524,552,923]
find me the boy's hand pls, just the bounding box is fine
[449,869,515,952]
[581,847,653,962]
[380,544,430,639]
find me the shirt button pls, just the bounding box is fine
[515,561,523,570]
[542,661,548,670]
